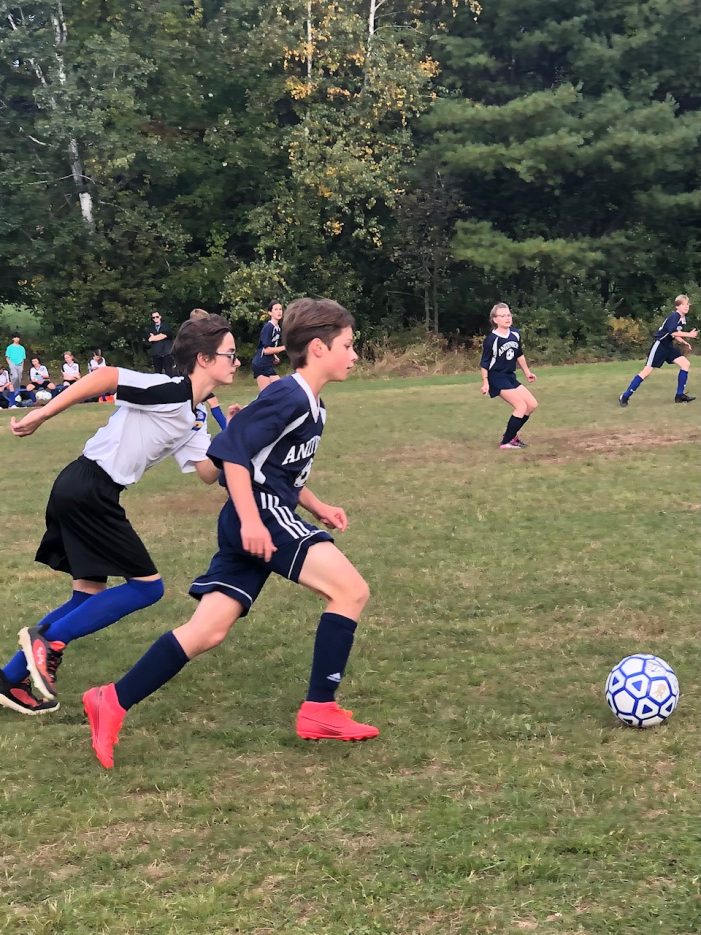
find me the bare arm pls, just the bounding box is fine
[516,355,537,381]
[298,486,348,531]
[194,459,221,485]
[10,367,120,436]
[262,344,286,355]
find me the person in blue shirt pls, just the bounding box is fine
[83,297,379,769]
[5,334,26,393]
[619,295,698,406]
[480,303,538,449]
[251,300,286,391]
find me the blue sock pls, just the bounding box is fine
[43,578,164,644]
[306,612,357,703]
[623,374,644,398]
[677,370,688,395]
[2,590,93,684]
[210,405,227,431]
[115,631,189,710]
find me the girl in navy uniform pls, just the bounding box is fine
[251,300,285,391]
[480,303,538,449]
[619,294,697,406]
[83,297,378,770]
[0,315,240,716]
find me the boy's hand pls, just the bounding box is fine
[9,409,46,437]
[526,372,537,383]
[480,381,489,396]
[689,328,698,339]
[227,403,242,421]
[241,519,277,562]
[314,503,348,532]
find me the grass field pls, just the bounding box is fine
[0,361,699,935]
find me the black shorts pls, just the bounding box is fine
[251,357,277,378]
[35,456,158,580]
[189,496,333,615]
[645,340,683,369]
[488,372,521,398]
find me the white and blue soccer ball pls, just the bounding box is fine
[35,389,52,405]
[605,654,679,728]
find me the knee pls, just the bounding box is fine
[347,576,371,615]
[130,577,165,607]
[528,399,538,414]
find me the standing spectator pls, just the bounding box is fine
[147,311,174,377]
[5,334,26,393]
[61,352,81,386]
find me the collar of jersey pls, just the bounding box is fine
[292,372,321,421]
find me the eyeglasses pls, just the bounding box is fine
[151,316,160,321]
[215,351,240,362]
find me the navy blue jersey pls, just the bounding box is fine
[252,321,282,366]
[207,373,325,511]
[653,312,685,343]
[480,330,523,373]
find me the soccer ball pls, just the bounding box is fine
[605,654,679,728]
[35,389,52,405]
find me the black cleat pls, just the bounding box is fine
[618,394,629,407]
[0,672,60,715]
[674,393,695,403]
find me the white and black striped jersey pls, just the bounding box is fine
[82,369,211,486]
[207,373,325,512]
[480,329,523,373]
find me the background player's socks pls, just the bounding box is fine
[306,612,357,703]
[42,578,165,644]
[210,405,227,430]
[676,370,689,395]
[501,415,526,446]
[115,631,189,709]
[2,590,92,684]
[622,374,643,399]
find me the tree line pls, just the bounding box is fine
[2,0,700,361]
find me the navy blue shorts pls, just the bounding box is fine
[189,496,333,614]
[252,358,277,378]
[488,372,521,398]
[645,340,683,369]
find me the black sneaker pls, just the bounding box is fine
[18,626,65,700]
[674,393,695,403]
[0,672,60,715]
[619,394,629,407]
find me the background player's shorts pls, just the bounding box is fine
[35,456,158,580]
[189,496,333,614]
[251,359,278,378]
[645,340,683,369]
[488,372,521,398]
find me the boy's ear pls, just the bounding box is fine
[308,337,325,358]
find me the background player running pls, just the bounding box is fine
[619,294,697,406]
[0,315,239,716]
[83,297,378,769]
[251,300,286,391]
[480,303,538,449]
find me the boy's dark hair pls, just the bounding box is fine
[283,298,355,369]
[11,333,20,339]
[267,299,282,312]
[174,313,231,374]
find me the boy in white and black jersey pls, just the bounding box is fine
[83,297,378,769]
[0,315,240,716]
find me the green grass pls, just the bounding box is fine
[0,361,699,935]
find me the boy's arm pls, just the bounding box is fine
[516,355,537,381]
[10,367,119,436]
[223,462,277,560]
[298,486,348,531]
[193,459,221,485]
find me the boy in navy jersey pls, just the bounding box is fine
[0,316,239,716]
[251,300,286,390]
[480,303,538,449]
[83,297,378,769]
[619,294,698,406]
